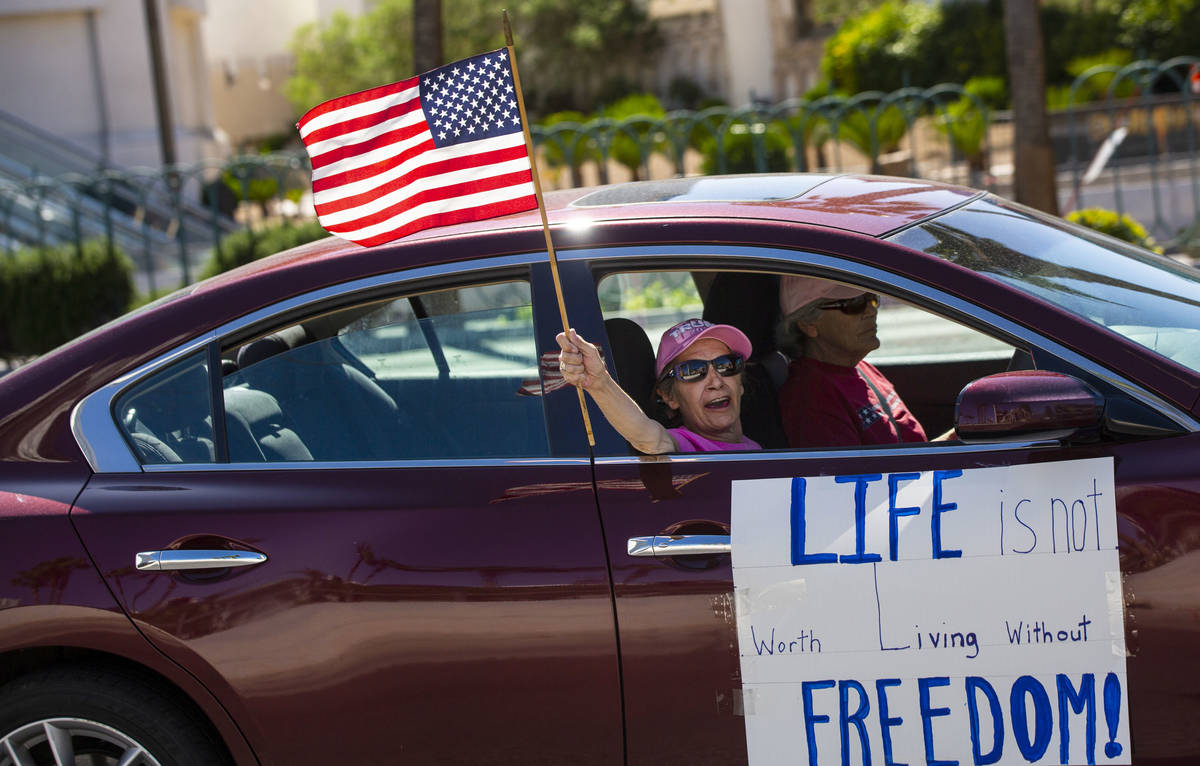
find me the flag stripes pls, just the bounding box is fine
[298,48,535,247]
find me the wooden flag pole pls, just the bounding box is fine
[503,10,595,447]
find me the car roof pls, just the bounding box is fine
[199,173,980,290]
[0,173,986,466]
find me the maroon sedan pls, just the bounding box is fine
[2,173,1199,765]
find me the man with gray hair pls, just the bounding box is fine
[775,275,927,448]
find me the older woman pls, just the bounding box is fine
[775,275,927,448]
[556,318,760,453]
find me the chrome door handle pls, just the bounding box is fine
[627,534,731,557]
[135,549,268,571]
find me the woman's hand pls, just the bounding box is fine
[555,328,676,454]
[556,329,610,390]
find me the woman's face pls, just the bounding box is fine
[659,338,745,442]
[800,295,880,366]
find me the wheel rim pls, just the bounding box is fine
[1,717,163,766]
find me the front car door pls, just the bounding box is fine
[70,256,623,765]
[564,238,1200,766]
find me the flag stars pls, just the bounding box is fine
[421,51,523,148]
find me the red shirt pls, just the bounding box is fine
[778,358,926,448]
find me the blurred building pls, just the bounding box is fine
[0,0,213,168]
[0,0,824,173]
[0,0,368,171]
[648,0,827,107]
[202,0,368,153]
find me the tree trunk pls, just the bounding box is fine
[1002,0,1058,214]
[412,0,444,74]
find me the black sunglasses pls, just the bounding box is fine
[661,353,745,383]
[819,292,879,315]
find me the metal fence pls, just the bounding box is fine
[1,57,1196,294]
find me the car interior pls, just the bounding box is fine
[115,266,1030,465]
[596,268,1020,451]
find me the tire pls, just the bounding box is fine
[0,664,230,766]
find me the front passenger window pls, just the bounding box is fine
[221,280,549,462]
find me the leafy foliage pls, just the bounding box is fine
[818,0,1196,103]
[622,279,698,311]
[199,219,330,280]
[925,0,1007,86]
[600,93,667,178]
[507,1,661,114]
[830,104,909,158]
[0,240,134,359]
[1099,0,1200,64]
[700,123,791,174]
[933,78,1001,166]
[820,0,941,94]
[1067,208,1162,253]
[1065,49,1137,102]
[538,111,601,179]
[285,0,659,118]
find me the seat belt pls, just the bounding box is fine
[858,366,901,440]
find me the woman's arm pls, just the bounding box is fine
[556,329,676,454]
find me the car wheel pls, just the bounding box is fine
[0,665,230,766]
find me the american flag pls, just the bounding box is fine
[298,49,537,247]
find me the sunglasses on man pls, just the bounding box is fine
[819,292,879,315]
[660,353,745,384]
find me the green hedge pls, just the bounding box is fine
[1067,207,1162,253]
[0,240,134,359]
[199,218,329,280]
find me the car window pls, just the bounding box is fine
[598,270,705,351]
[891,196,1200,373]
[873,297,1012,365]
[114,352,215,465]
[221,280,550,462]
[593,267,1016,453]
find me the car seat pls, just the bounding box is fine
[603,317,657,418]
[233,326,410,461]
[702,272,788,448]
[223,386,314,462]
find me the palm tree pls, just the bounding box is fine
[412,0,443,73]
[1003,0,1058,214]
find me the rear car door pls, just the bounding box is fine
[70,259,623,765]
[569,246,1200,765]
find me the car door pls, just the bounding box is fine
[571,248,1200,765]
[71,261,623,766]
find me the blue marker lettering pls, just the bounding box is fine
[888,472,921,561]
[1057,673,1096,765]
[802,680,836,766]
[839,680,871,766]
[792,477,837,565]
[918,676,958,766]
[875,678,907,766]
[1011,498,1036,554]
[837,474,883,564]
[931,470,963,559]
[965,676,1003,765]
[1010,676,1052,762]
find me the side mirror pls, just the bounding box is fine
[954,371,1103,443]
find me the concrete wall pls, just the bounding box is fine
[201,0,372,152]
[717,0,774,105]
[0,0,216,167]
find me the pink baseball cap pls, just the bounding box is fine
[655,318,752,378]
[780,275,866,316]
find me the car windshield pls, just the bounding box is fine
[890,196,1200,373]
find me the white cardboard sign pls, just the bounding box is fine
[731,457,1129,765]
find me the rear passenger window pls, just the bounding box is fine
[222,280,549,462]
[115,353,215,465]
